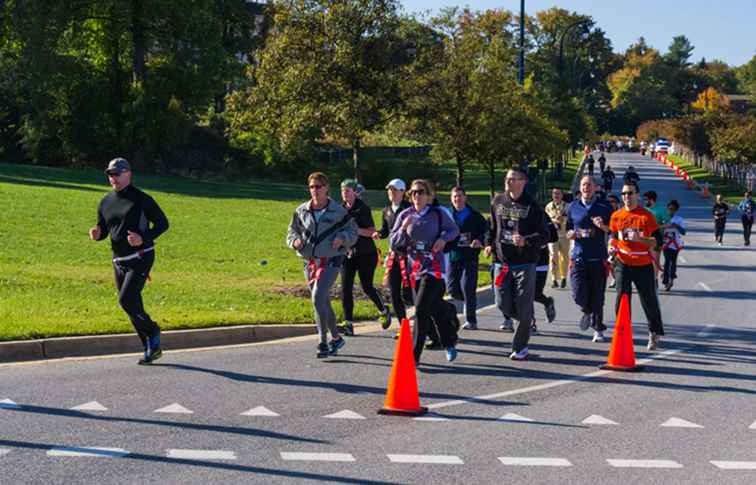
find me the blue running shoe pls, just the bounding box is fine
[328,337,345,355]
[445,346,458,362]
[138,332,162,365]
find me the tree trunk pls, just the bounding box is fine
[352,137,362,182]
[488,160,495,199]
[455,153,464,187]
[109,5,122,147]
[131,0,146,167]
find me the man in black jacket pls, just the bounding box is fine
[447,186,487,330]
[89,158,169,365]
[485,168,549,360]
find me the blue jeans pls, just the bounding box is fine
[447,258,479,324]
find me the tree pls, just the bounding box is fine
[711,116,756,164]
[735,53,756,97]
[237,0,407,182]
[691,87,730,114]
[665,35,694,68]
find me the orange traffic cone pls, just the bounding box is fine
[600,294,643,371]
[378,318,427,416]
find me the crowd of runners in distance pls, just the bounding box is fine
[87,153,756,366]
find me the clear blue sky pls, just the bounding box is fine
[399,0,755,67]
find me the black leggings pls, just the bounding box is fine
[341,251,385,321]
[743,216,753,244]
[113,252,160,348]
[413,275,457,362]
[534,270,549,306]
[386,256,412,320]
[714,218,727,242]
[615,262,664,335]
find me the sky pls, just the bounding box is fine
[399,0,755,67]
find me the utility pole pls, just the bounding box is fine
[518,0,525,85]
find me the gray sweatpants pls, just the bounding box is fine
[494,263,536,353]
[304,257,342,345]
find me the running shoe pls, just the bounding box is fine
[551,280,559,289]
[138,332,162,365]
[545,297,556,323]
[579,313,592,331]
[462,321,477,330]
[316,343,329,358]
[592,330,605,343]
[445,346,458,362]
[530,320,538,335]
[560,278,567,289]
[380,309,392,330]
[328,337,345,355]
[499,318,514,332]
[509,347,529,361]
[608,279,616,288]
[338,321,354,336]
[425,341,443,350]
[647,332,660,351]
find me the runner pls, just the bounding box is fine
[712,194,730,246]
[373,179,412,328]
[737,191,754,246]
[532,221,559,335]
[339,179,391,336]
[484,168,549,361]
[390,179,460,364]
[601,165,616,193]
[623,166,640,186]
[643,191,668,226]
[609,180,665,351]
[586,154,595,176]
[598,153,607,174]
[287,172,358,358]
[544,188,569,289]
[566,176,613,342]
[606,194,621,289]
[447,186,487,330]
[661,200,686,291]
[89,157,170,365]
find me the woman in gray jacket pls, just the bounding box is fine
[287,172,358,358]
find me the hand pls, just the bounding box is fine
[470,239,482,249]
[566,230,576,240]
[432,239,446,253]
[332,237,343,249]
[292,239,303,250]
[401,216,413,231]
[371,232,381,240]
[484,245,492,257]
[512,234,525,247]
[126,230,143,247]
[89,226,101,241]
[591,216,604,229]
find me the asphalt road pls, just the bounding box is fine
[2,152,755,484]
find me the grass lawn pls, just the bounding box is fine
[668,155,747,206]
[0,157,575,341]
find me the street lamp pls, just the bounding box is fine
[557,19,590,83]
[518,0,525,85]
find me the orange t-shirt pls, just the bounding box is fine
[609,207,658,266]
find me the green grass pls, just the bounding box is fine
[668,155,746,205]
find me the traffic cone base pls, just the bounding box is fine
[600,363,644,372]
[378,318,427,417]
[599,294,643,372]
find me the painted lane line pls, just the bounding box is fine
[388,454,463,464]
[498,457,572,467]
[47,447,129,458]
[607,459,683,469]
[0,449,9,457]
[711,461,756,470]
[678,255,687,264]
[697,282,713,292]
[498,413,534,422]
[582,415,619,425]
[749,420,756,430]
[696,324,716,338]
[323,410,366,420]
[427,348,682,410]
[166,449,236,460]
[70,401,108,412]
[661,417,704,428]
[280,452,356,462]
[241,406,279,417]
[154,403,193,414]
[0,399,20,409]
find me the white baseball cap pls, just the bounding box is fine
[385,178,406,191]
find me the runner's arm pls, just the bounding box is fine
[143,195,170,240]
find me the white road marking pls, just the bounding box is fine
[678,255,687,264]
[154,403,193,414]
[427,349,682,410]
[280,452,355,462]
[696,324,716,338]
[698,282,713,292]
[498,457,573,467]
[166,449,236,460]
[711,461,756,470]
[241,406,280,417]
[607,459,683,468]
[70,401,108,412]
[388,454,463,464]
[323,410,366,420]
[582,415,619,425]
[749,420,756,430]
[0,449,9,457]
[661,417,704,428]
[0,399,20,409]
[413,413,449,422]
[499,413,534,422]
[47,447,129,458]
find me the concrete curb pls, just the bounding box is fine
[0,285,497,364]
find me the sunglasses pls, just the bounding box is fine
[506,177,525,182]
[106,172,123,177]
[309,184,324,189]
[410,189,427,196]
[621,191,636,196]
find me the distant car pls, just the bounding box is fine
[655,138,670,153]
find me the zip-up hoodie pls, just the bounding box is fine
[389,205,459,280]
[287,198,358,259]
[485,191,548,266]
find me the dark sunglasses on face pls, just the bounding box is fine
[621,191,636,196]
[309,184,324,189]
[411,189,426,196]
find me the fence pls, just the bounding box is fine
[674,147,756,192]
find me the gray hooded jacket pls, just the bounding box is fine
[287,198,358,259]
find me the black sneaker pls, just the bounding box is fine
[316,343,329,358]
[138,332,162,365]
[380,309,392,330]
[560,278,567,289]
[338,321,354,336]
[328,337,345,355]
[551,280,559,289]
[579,313,592,331]
[545,297,556,323]
[425,341,443,350]
[531,320,538,335]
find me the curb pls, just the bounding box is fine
[0,282,498,365]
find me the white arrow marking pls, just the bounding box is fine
[711,461,756,470]
[240,406,280,417]
[48,447,129,458]
[499,413,534,422]
[661,417,704,428]
[0,449,9,457]
[71,401,108,412]
[323,410,366,420]
[154,403,193,414]
[749,420,756,430]
[582,415,619,425]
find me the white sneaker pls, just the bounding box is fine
[462,321,477,330]
[647,332,660,351]
[499,319,514,332]
[592,331,605,343]
[509,347,529,361]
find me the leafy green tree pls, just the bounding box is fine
[664,35,694,68]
